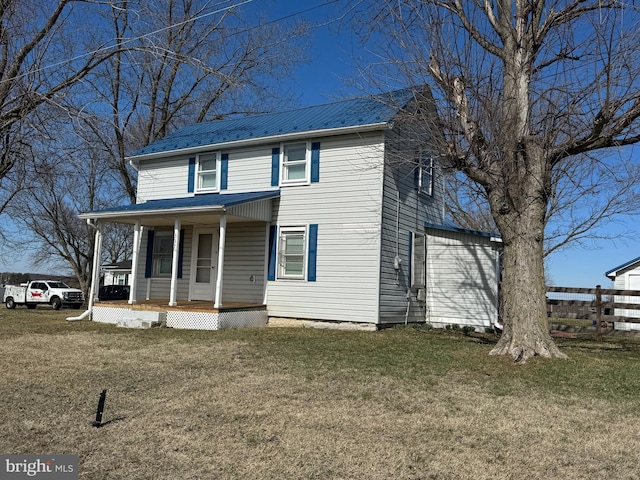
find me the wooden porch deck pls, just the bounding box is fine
[95,299,265,313]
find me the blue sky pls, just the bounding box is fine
[3,0,638,287]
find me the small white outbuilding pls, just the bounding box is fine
[424,222,502,331]
[605,256,640,320]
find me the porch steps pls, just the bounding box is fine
[116,310,167,329]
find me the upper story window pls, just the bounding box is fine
[197,152,219,192]
[281,142,310,185]
[418,156,434,196]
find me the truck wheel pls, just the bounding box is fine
[5,298,15,309]
[26,304,37,309]
[51,297,62,310]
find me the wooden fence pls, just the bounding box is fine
[547,285,640,339]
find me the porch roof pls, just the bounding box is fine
[79,190,279,226]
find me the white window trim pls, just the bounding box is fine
[196,151,220,193]
[418,156,434,196]
[280,141,311,186]
[152,230,174,277]
[276,225,308,280]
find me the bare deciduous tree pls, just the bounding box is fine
[0,1,113,189]
[82,0,309,202]
[353,1,640,362]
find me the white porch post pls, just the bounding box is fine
[214,214,227,308]
[88,221,103,311]
[169,218,181,306]
[128,221,141,304]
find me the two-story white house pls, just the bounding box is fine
[77,88,501,330]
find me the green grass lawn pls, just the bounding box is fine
[2,308,640,479]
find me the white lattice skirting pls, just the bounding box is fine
[91,305,267,330]
[167,309,268,330]
[93,306,131,324]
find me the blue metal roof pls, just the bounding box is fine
[605,256,640,278]
[85,190,279,216]
[130,88,418,158]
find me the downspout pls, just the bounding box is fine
[67,219,101,321]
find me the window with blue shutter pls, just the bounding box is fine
[220,153,228,190]
[307,224,318,281]
[145,229,186,278]
[271,148,280,187]
[267,225,278,281]
[144,230,155,278]
[187,158,196,193]
[279,141,320,185]
[177,229,185,279]
[310,142,320,183]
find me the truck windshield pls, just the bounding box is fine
[47,282,70,289]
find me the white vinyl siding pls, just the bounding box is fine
[225,148,275,193]
[137,156,191,202]
[221,222,266,304]
[266,133,385,323]
[425,228,499,329]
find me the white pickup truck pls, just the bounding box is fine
[4,280,84,310]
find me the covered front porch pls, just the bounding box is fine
[79,191,279,330]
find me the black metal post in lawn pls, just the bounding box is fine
[92,389,107,428]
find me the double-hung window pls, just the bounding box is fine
[281,142,309,185]
[197,152,219,192]
[278,227,306,279]
[153,230,173,276]
[418,156,434,196]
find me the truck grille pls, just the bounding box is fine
[66,292,84,302]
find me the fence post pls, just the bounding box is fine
[596,284,602,342]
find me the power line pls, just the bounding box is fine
[4,0,343,85]
[3,0,255,84]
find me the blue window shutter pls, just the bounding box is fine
[311,142,320,183]
[220,153,228,190]
[177,229,185,278]
[308,224,318,282]
[408,231,413,286]
[145,230,155,278]
[188,157,196,193]
[267,225,277,281]
[271,148,280,186]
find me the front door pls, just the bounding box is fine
[190,227,218,301]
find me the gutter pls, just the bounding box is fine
[67,219,100,321]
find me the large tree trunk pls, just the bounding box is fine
[490,230,566,362]
[488,161,567,362]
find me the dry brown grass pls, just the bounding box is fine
[2,308,640,479]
